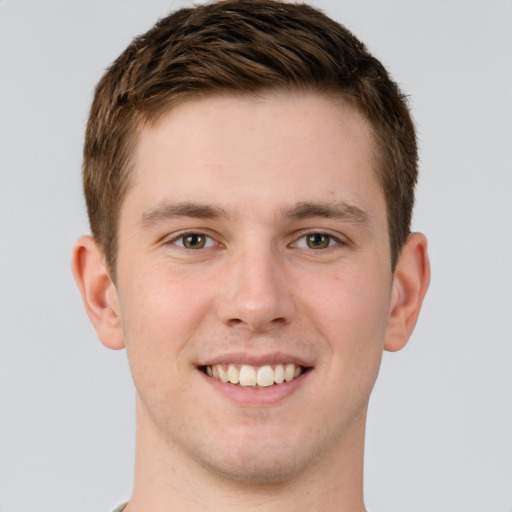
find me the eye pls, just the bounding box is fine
[171,232,216,250]
[295,232,340,250]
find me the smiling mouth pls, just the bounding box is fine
[202,363,307,387]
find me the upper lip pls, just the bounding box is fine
[200,351,312,368]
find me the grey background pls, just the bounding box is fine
[0,1,511,511]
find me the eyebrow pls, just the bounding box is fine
[282,201,370,226]
[138,201,232,230]
[138,199,370,230]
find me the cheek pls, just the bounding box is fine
[117,264,215,377]
[306,264,392,365]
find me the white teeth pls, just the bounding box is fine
[284,363,295,382]
[218,365,229,383]
[227,364,240,384]
[274,364,285,384]
[256,365,275,387]
[239,365,257,386]
[205,363,304,387]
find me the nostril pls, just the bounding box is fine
[225,316,288,331]
[266,317,287,330]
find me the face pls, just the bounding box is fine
[114,92,395,483]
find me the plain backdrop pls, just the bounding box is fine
[0,1,511,511]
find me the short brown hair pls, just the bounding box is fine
[83,0,417,280]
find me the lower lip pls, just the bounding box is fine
[200,370,309,406]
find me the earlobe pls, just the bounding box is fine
[384,232,430,352]
[71,235,125,350]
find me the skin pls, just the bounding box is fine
[73,92,430,512]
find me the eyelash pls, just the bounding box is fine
[167,231,217,250]
[292,232,344,250]
[166,230,346,251]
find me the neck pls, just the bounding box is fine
[125,400,368,512]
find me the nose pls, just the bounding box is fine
[216,246,295,332]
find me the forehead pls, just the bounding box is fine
[123,92,385,227]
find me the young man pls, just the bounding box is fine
[72,1,430,510]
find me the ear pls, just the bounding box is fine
[71,235,125,350]
[384,232,430,352]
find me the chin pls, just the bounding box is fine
[203,451,309,486]
[190,429,326,486]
